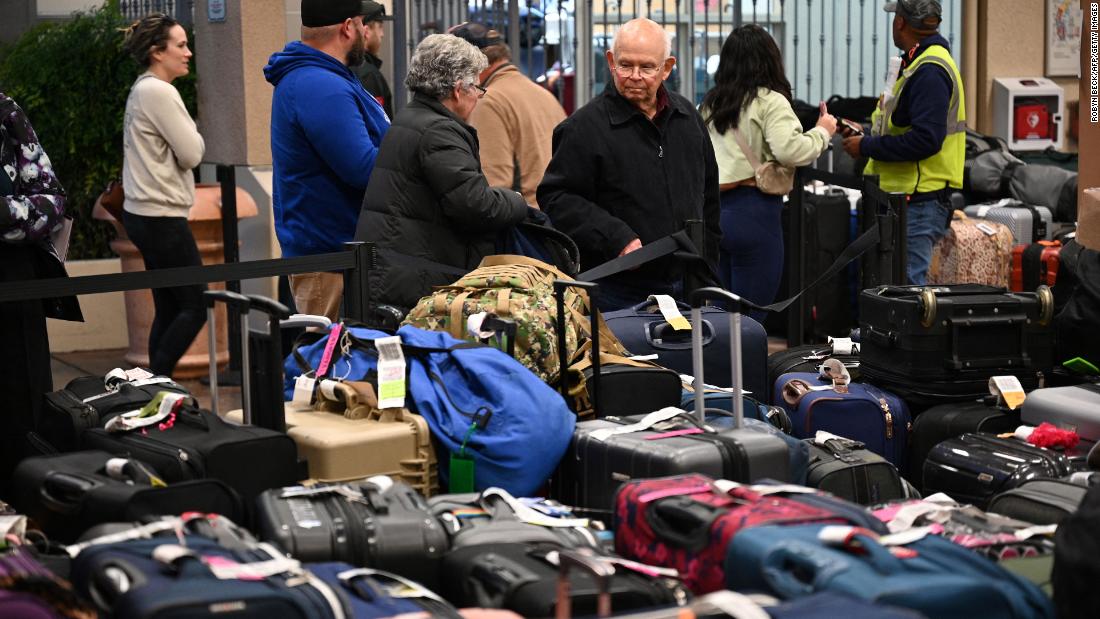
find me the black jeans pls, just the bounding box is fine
[122,212,207,376]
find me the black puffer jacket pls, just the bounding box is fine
[355,92,527,311]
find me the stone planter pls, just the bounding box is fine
[93,185,258,379]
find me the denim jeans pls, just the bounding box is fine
[122,212,207,376]
[906,198,952,285]
[718,186,784,323]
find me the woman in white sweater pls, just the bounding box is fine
[701,25,836,320]
[121,13,206,377]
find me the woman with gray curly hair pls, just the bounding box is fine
[355,34,528,313]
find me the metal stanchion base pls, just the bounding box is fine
[199,369,243,387]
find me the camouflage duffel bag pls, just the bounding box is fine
[403,254,625,386]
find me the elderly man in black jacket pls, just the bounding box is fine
[538,17,720,310]
[355,34,528,312]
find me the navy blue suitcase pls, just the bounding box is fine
[604,300,769,399]
[773,372,910,470]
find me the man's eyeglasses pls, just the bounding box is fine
[614,63,661,78]
[472,84,488,97]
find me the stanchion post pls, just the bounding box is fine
[786,168,807,347]
[216,164,243,381]
[342,241,374,323]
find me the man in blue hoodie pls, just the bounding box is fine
[265,0,390,320]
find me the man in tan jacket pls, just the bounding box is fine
[449,22,566,208]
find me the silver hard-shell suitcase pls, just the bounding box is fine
[964,201,1053,244]
[1021,384,1100,441]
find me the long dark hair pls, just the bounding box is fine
[121,13,179,68]
[701,25,792,134]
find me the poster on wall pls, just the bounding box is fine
[1047,0,1082,76]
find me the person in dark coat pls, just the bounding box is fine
[0,92,82,486]
[354,0,394,119]
[354,34,528,313]
[537,17,720,311]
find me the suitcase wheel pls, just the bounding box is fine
[919,288,936,327]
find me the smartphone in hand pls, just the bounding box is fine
[838,118,864,137]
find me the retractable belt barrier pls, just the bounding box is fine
[0,242,375,324]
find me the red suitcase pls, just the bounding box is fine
[1011,240,1061,291]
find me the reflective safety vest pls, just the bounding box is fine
[865,45,966,195]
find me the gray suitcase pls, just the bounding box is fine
[551,287,791,514]
[1021,384,1100,441]
[964,201,1053,244]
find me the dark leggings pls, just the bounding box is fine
[718,186,784,323]
[122,211,207,376]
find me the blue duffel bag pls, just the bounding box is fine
[725,524,1055,619]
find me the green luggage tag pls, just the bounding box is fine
[1063,357,1100,376]
[449,409,491,493]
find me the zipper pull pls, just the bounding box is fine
[879,398,894,439]
[657,145,664,158]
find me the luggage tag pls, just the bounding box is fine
[375,335,406,410]
[649,294,691,331]
[450,409,492,493]
[827,337,859,355]
[295,325,346,406]
[989,375,1026,410]
[975,222,997,236]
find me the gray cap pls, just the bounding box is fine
[884,0,942,29]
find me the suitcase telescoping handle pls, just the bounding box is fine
[204,290,252,419]
[553,279,601,415]
[555,548,616,619]
[690,287,748,428]
[245,294,292,433]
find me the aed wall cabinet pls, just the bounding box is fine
[992,77,1065,151]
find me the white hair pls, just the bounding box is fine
[405,34,489,100]
[611,18,672,59]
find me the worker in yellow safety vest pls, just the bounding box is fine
[842,0,965,285]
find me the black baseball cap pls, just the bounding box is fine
[448,22,505,48]
[302,0,391,27]
[884,0,942,29]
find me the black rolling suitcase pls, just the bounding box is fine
[439,544,685,617]
[859,284,1055,410]
[39,372,190,452]
[551,287,792,513]
[8,450,243,543]
[78,400,301,513]
[553,281,683,418]
[987,479,1089,525]
[909,398,1021,482]
[805,436,907,506]
[767,187,855,341]
[923,433,1072,508]
[255,478,449,589]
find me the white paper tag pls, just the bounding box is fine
[628,354,659,361]
[828,337,858,355]
[292,375,316,406]
[375,336,407,410]
[649,294,690,331]
[319,379,340,402]
[975,222,997,236]
[976,205,993,218]
[588,407,684,442]
[990,375,1026,410]
[679,374,749,395]
[124,368,155,381]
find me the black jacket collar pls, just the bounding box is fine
[411,92,478,138]
[605,83,687,127]
[364,52,383,70]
